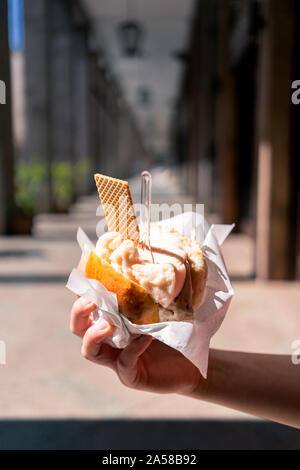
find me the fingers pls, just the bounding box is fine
[117,335,153,386]
[81,319,119,369]
[70,297,95,338]
[118,335,153,369]
[72,296,153,386]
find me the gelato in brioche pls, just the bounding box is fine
[85,224,207,325]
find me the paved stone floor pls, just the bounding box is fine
[0,167,300,448]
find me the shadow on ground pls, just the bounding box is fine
[0,249,45,258]
[0,275,68,283]
[0,419,299,450]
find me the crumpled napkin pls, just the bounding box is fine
[66,212,234,377]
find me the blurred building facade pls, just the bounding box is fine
[1,0,147,223]
[0,0,299,281]
[173,0,300,280]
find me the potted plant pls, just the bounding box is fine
[13,162,47,234]
[51,162,74,213]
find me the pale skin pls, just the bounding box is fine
[70,297,300,429]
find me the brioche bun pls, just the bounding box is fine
[86,251,159,324]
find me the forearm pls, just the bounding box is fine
[186,349,300,428]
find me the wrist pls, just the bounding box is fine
[181,349,222,400]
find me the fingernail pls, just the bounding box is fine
[81,298,94,309]
[95,318,110,332]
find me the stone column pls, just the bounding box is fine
[255,0,295,279]
[48,0,74,211]
[215,1,238,225]
[0,0,15,233]
[48,0,72,163]
[88,52,101,178]
[23,0,52,211]
[71,25,89,196]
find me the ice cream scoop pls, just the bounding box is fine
[94,224,187,308]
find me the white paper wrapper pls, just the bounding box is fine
[66,212,234,377]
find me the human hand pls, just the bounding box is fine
[70,297,203,395]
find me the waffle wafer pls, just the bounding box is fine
[94,173,140,243]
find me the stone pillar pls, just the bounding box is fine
[71,25,89,195]
[48,0,74,211]
[192,0,218,208]
[48,0,72,163]
[88,52,101,178]
[23,0,52,211]
[0,0,15,233]
[255,0,295,279]
[216,1,238,225]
